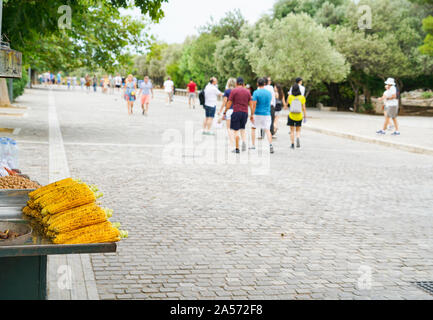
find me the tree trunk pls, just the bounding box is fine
[325,82,342,109]
[349,80,360,112]
[0,78,12,107]
[362,85,371,105]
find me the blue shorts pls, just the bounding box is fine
[230,112,248,131]
[204,105,216,118]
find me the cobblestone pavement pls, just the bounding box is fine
[8,87,433,300]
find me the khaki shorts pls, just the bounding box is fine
[385,106,399,119]
[252,115,272,130]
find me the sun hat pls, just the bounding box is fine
[385,78,396,86]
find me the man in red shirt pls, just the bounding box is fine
[187,79,197,109]
[223,77,255,154]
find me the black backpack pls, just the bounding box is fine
[199,89,205,106]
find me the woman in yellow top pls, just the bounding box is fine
[285,83,307,149]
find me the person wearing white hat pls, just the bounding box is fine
[376,78,400,136]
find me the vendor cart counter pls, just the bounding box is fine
[0,190,117,300]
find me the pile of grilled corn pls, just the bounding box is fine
[22,178,128,244]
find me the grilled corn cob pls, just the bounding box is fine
[41,186,103,216]
[28,178,77,200]
[52,221,122,244]
[36,183,99,209]
[48,205,113,234]
[22,206,32,216]
[27,199,37,209]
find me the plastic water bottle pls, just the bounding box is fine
[9,140,18,169]
[0,139,8,163]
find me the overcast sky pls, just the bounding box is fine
[147,0,276,44]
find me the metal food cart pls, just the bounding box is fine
[0,189,117,300]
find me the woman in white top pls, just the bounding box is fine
[377,78,400,136]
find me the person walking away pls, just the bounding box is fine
[163,77,175,105]
[274,84,287,137]
[203,77,223,135]
[218,78,236,148]
[67,76,71,90]
[109,75,115,94]
[138,76,154,116]
[223,77,253,153]
[377,78,400,136]
[115,74,122,93]
[103,76,109,94]
[250,78,274,154]
[187,79,197,109]
[289,77,306,96]
[92,75,98,93]
[264,77,276,137]
[85,75,91,93]
[80,76,85,90]
[123,74,137,115]
[72,76,77,90]
[287,83,307,149]
[56,72,62,86]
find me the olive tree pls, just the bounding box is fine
[246,13,349,93]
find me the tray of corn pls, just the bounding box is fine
[22,178,128,245]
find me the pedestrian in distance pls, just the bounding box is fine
[123,74,137,116]
[286,83,307,149]
[289,77,306,96]
[163,77,175,105]
[274,84,287,137]
[264,77,276,138]
[80,76,85,91]
[85,74,91,93]
[115,74,122,93]
[92,74,98,93]
[56,72,62,86]
[250,78,275,154]
[187,79,197,109]
[376,78,400,136]
[109,75,115,95]
[138,76,154,116]
[223,77,253,154]
[203,77,223,135]
[218,78,237,148]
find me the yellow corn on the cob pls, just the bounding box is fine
[28,178,76,200]
[36,183,98,209]
[48,205,112,234]
[52,221,116,244]
[27,199,36,209]
[59,224,128,245]
[41,186,103,216]
[22,206,32,216]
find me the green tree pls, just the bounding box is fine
[199,9,247,39]
[247,13,349,92]
[420,16,433,55]
[1,0,167,104]
[183,34,219,88]
[214,36,256,86]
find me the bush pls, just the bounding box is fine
[359,102,374,113]
[422,92,433,99]
[6,68,29,101]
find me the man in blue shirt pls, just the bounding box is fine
[251,78,274,153]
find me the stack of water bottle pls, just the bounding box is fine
[0,137,19,177]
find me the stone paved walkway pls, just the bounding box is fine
[5,86,433,300]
